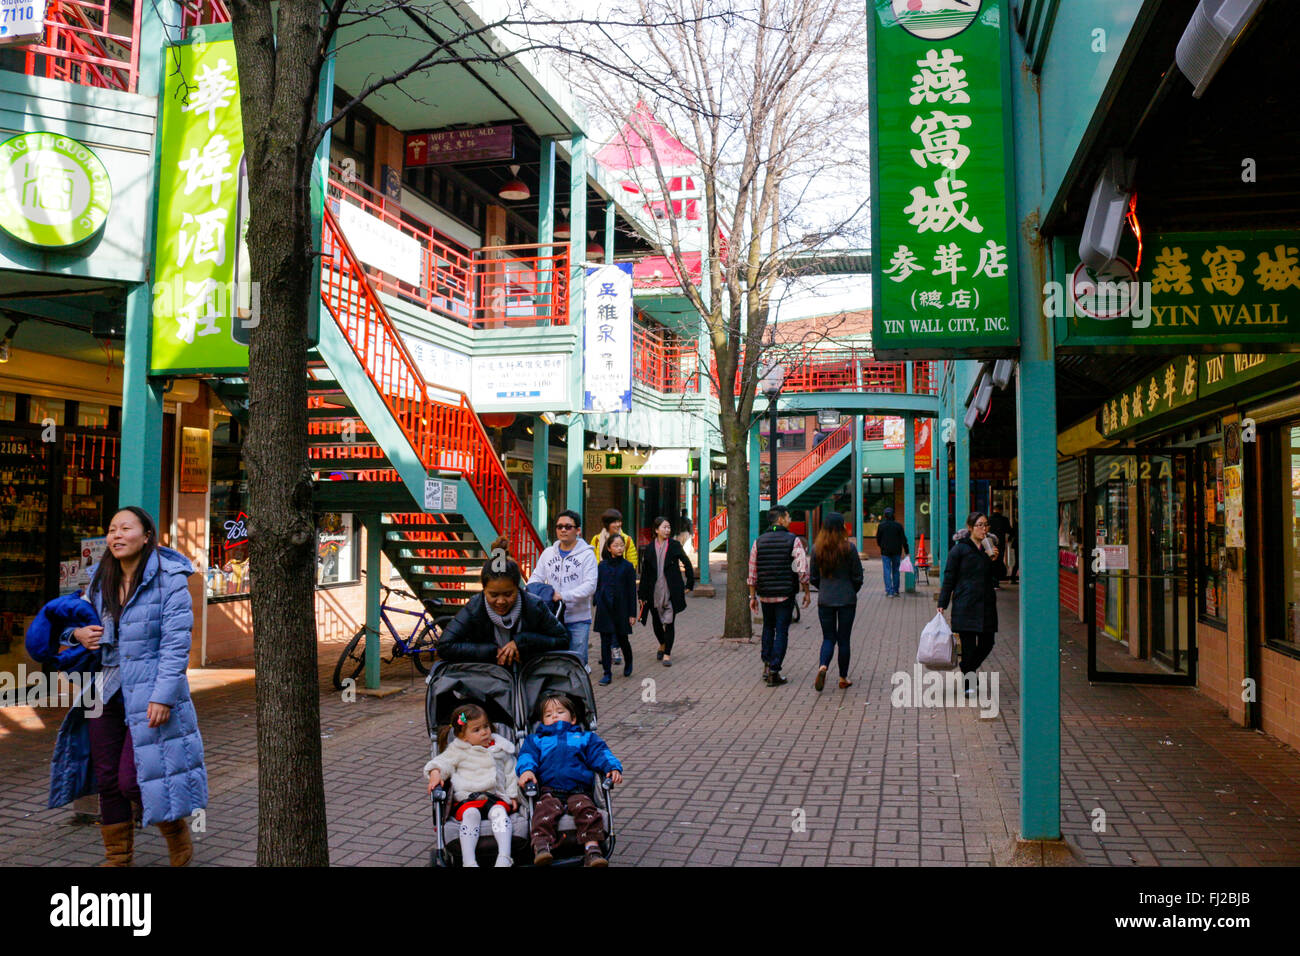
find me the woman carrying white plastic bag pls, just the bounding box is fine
[936,512,1000,696]
[916,610,956,670]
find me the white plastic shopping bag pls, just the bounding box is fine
[916,611,957,670]
[899,555,915,574]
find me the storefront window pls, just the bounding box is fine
[1268,423,1300,649]
[29,396,64,426]
[208,415,250,599]
[316,512,358,585]
[1198,440,1227,624]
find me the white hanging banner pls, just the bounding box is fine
[337,200,422,286]
[583,263,634,413]
[0,0,47,42]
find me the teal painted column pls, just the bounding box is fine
[697,445,711,582]
[954,365,971,528]
[118,283,164,513]
[852,416,864,548]
[604,200,615,262]
[902,412,916,593]
[532,417,549,535]
[625,479,636,539]
[933,411,947,571]
[538,137,556,243]
[748,420,761,544]
[364,515,382,691]
[565,416,584,520]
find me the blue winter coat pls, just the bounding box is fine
[515,719,622,792]
[25,593,102,673]
[48,546,208,825]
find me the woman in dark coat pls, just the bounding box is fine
[936,512,1000,692]
[437,543,570,666]
[593,534,637,684]
[637,516,695,667]
[809,512,863,691]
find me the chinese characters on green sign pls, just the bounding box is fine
[868,0,1017,358]
[1057,231,1300,347]
[150,36,251,374]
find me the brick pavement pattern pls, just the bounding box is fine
[3,557,1300,866]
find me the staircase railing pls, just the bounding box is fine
[24,0,137,92]
[708,508,727,541]
[776,419,854,500]
[320,204,544,571]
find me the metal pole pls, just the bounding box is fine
[767,392,779,514]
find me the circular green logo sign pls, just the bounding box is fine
[0,132,112,248]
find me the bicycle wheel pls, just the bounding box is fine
[409,620,439,676]
[332,628,367,690]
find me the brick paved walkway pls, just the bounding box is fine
[3,557,1299,866]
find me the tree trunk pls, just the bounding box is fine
[233,0,330,866]
[721,416,752,640]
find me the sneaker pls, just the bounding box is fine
[623,664,633,678]
[533,847,554,866]
[814,667,827,692]
[598,674,612,685]
[612,651,622,665]
[584,848,608,867]
[495,855,512,867]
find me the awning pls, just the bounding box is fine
[637,447,693,477]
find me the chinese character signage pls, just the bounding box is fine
[868,0,1017,358]
[1058,231,1300,348]
[471,354,569,409]
[583,263,633,413]
[405,125,514,167]
[1097,354,1199,439]
[0,131,112,248]
[915,418,932,470]
[337,200,422,286]
[150,34,249,374]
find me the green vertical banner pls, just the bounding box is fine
[151,31,251,374]
[868,0,1018,358]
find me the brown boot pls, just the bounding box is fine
[100,821,134,867]
[156,819,193,867]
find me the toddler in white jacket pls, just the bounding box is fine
[425,703,520,866]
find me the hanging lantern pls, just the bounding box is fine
[480,412,517,429]
[554,208,571,239]
[498,165,530,202]
[585,231,603,260]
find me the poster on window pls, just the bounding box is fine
[583,263,634,413]
[1224,464,1244,549]
[882,417,905,450]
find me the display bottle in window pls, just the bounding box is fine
[232,153,256,346]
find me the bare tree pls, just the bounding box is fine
[539,0,869,639]
[220,0,721,865]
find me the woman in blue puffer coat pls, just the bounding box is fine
[60,506,207,866]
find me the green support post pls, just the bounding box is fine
[748,420,761,544]
[538,137,556,244]
[626,479,637,540]
[933,410,946,572]
[532,417,549,536]
[954,365,971,527]
[697,444,711,582]
[364,514,382,691]
[118,283,164,513]
[852,415,864,549]
[903,412,916,593]
[604,200,615,262]
[565,415,584,520]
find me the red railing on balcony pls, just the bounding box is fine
[633,323,698,394]
[710,352,938,398]
[23,0,226,93]
[708,508,727,541]
[327,168,569,329]
[776,419,854,500]
[319,204,545,572]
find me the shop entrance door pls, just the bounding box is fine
[1085,449,1196,684]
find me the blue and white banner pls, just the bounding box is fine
[583,263,634,413]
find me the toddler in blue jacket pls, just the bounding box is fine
[516,693,623,866]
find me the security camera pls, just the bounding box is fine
[1079,150,1137,274]
[1176,0,1264,99]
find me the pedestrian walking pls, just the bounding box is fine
[748,506,811,687]
[637,516,695,667]
[527,510,598,670]
[58,506,207,866]
[590,507,637,667]
[593,534,637,684]
[875,506,909,597]
[936,511,1000,694]
[809,512,863,691]
[988,509,1013,587]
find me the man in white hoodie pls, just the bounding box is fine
[527,509,598,670]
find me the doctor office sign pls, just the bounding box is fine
[868,0,1017,358]
[0,132,112,248]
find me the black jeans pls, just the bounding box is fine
[598,631,632,675]
[959,631,995,674]
[760,599,794,671]
[650,608,675,654]
[816,604,855,677]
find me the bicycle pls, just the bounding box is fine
[332,582,452,690]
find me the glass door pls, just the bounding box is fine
[1086,449,1196,684]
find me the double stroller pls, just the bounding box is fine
[425,652,616,867]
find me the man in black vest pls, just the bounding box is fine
[747,507,811,686]
[875,507,909,597]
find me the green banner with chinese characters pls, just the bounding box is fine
[1097,354,1200,438]
[1057,231,1300,349]
[150,34,251,374]
[868,0,1017,358]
